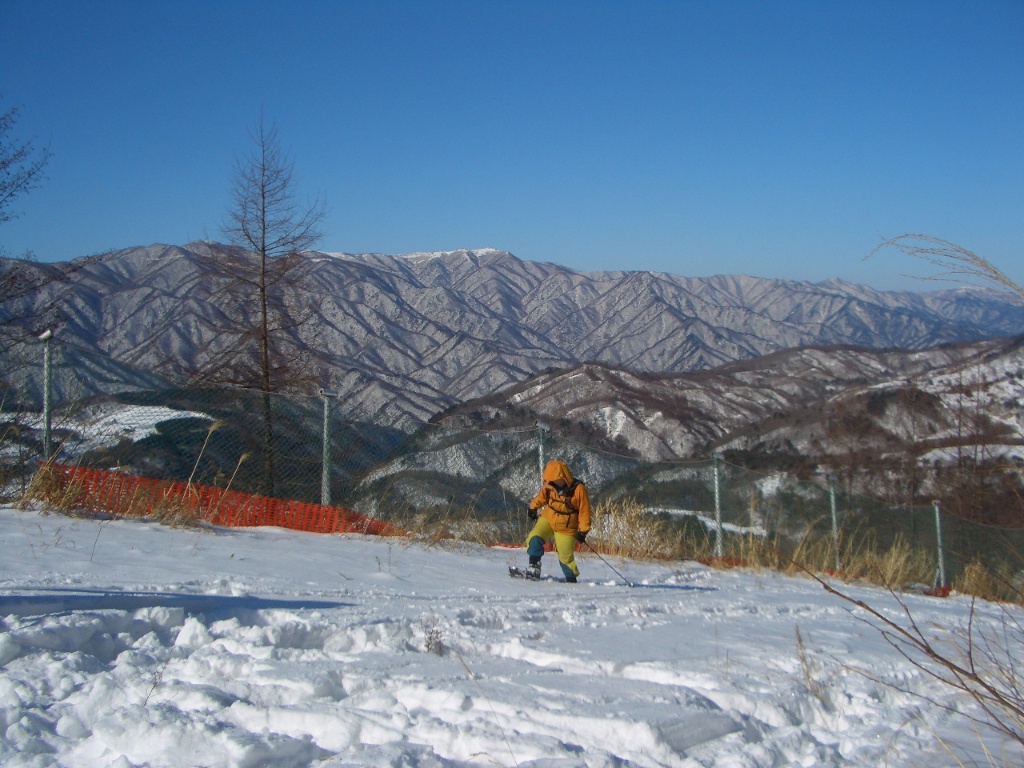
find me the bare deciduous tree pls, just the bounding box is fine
[0,95,63,400]
[217,116,327,495]
[0,95,51,232]
[223,116,326,389]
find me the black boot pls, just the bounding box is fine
[527,556,541,579]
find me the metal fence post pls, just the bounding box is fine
[713,452,723,558]
[39,329,53,462]
[319,389,339,507]
[829,475,840,572]
[536,421,549,478]
[933,500,947,590]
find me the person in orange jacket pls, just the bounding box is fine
[525,460,592,582]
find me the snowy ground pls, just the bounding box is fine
[1,505,1021,768]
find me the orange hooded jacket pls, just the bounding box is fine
[529,460,592,536]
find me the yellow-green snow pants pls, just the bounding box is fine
[526,517,579,579]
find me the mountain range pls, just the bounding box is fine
[434,335,1024,464]
[2,242,1023,426]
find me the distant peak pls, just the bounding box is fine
[399,248,506,261]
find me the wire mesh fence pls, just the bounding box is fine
[2,336,1022,589]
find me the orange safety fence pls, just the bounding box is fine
[38,463,405,537]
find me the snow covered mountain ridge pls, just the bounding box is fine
[2,241,1022,421]
[436,336,1024,467]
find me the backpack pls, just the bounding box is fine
[551,479,582,515]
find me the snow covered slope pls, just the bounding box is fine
[1,506,1020,767]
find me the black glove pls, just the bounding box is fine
[575,530,588,544]
[527,507,538,520]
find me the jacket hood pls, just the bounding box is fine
[542,460,575,487]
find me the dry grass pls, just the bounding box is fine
[848,535,935,589]
[589,497,686,560]
[22,422,252,531]
[955,560,1021,604]
[579,498,956,600]
[401,510,504,549]
[23,454,256,532]
[25,463,213,529]
[381,491,513,551]
[23,463,87,514]
[145,489,211,529]
[629,507,971,599]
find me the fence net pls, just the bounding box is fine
[2,337,1022,585]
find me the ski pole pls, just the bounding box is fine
[583,540,633,588]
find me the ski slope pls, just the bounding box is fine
[0,505,1020,767]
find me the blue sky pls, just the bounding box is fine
[1,0,1021,291]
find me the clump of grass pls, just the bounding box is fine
[955,560,1020,603]
[385,493,505,550]
[795,626,832,709]
[590,497,685,560]
[845,534,934,589]
[421,613,447,656]
[23,463,87,515]
[692,531,802,573]
[403,510,501,549]
[677,523,719,563]
[788,529,840,575]
[146,489,209,529]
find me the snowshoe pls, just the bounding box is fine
[509,565,541,581]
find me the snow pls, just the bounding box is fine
[646,507,767,538]
[597,406,628,439]
[12,405,213,464]
[397,249,503,262]
[754,473,785,499]
[1,505,1022,768]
